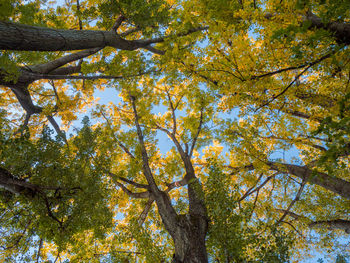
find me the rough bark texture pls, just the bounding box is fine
[0,21,139,51]
[172,212,208,263]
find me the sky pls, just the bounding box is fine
[9,0,349,261]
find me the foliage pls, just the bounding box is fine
[0,0,349,262]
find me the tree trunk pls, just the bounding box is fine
[172,214,208,263]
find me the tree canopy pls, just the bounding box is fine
[0,0,349,262]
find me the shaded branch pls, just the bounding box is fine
[112,14,125,32]
[137,198,154,225]
[130,95,159,191]
[29,48,101,74]
[109,172,148,189]
[115,181,150,199]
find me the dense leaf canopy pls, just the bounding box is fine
[0,0,349,262]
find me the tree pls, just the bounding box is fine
[0,0,349,262]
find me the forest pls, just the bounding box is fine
[0,0,349,262]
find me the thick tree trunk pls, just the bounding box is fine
[0,21,141,51]
[172,214,208,263]
[150,190,208,263]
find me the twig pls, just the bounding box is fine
[255,53,333,111]
[276,179,306,225]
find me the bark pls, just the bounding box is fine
[309,219,350,234]
[0,21,206,53]
[131,97,208,262]
[172,214,208,263]
[267,162,350,200]
[276,209,350,234]
[0,21,141,51]
[0,167,37,196]
[305,11,350,45]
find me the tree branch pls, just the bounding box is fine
[256,53,332,110]
[137,198,154,225]
[112,14,125,33]
[190,108,204,158]
[276,178,306,225]
[239,173,277,202]
[115,181,150,199]
[130,95,159,191]
[309,219,350,234]
[100,111,135,159]
[109,171,148,189]
[29,48,101,74]
[31,69,156,81]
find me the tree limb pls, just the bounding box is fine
[115,181,150,199]
[190,108,204,158]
